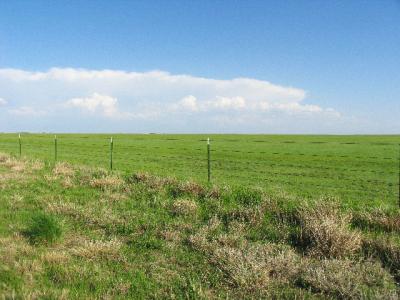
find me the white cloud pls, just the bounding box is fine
[65,93,161,120]
[171,95,338,116]
[66,93,121,118]
[8,106,46,117]
[0,67,342,132]
[207,96,247,110]
[173,96,247,112]
[0,97,7,105]
[179,95,199,112]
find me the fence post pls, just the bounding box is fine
[18,133,21,158]
[207,137,211,183]
[54,135,58,162]
[110,137,113,171]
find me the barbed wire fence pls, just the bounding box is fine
[1,133,399,207]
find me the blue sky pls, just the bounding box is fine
[0,0,399,133]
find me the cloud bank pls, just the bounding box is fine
[0,68,341,133]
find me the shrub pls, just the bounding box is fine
[297,200,361,258]
[24,212,62,245]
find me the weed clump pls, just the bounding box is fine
[297,200,361,258]
[167,181,206,199]
[128,171,177,189]
[90,175,124,191]
[220,206,264,227]
[352,209,400,233]
[298,258,398,299]
[171,199,198,217]
[206,185,222,199]
[189,217,301,293]
[362,236,400,283]
[53,162,75,177]
[212,243,301,292]
[70,238,122,261]
[30,160,45,171]
[0,152,8,162]
[2,156,26,172]
[24,213,62,245]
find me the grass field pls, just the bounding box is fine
[0,151,399,299]
[0,134,398,210]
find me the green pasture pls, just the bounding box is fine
[0,133,398,210]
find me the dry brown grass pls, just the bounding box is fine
[130,171,178,189]
[1,289,70,300]
[299,258,398,299]
[0,234,35,261]
[47,200,126,230]
[70,238,122,261]
[0,172,27,183]
[0,171,33,192]
[43,174,58,182]
[206,185,222,199]
[90,175,125,191]
[8,194,24,210]
[74,166,108,183]
[0,153,43,176]
[179,181,206,198]
[160,229,182,243]
[0,152,9,162]
[171,199,198,217]
[130,172,219,199]
[61,176,74,188]
[2,156,27,172]
[297,200,361,258]
[47,201,84,221]
[362,236,400,282]
[223,205,265,227]
[0,233,42,288]
[53,162,75,177]
[100,191,129,203]
[189,217,302,293]
[41,250,70,265]
[30,159,45,171]
[130,171,153,184]
[212,243,301,291]
[353,209,400,233]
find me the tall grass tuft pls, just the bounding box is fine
[230,187,263,206]
[297,199,361,258]
[24,212,62,245]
